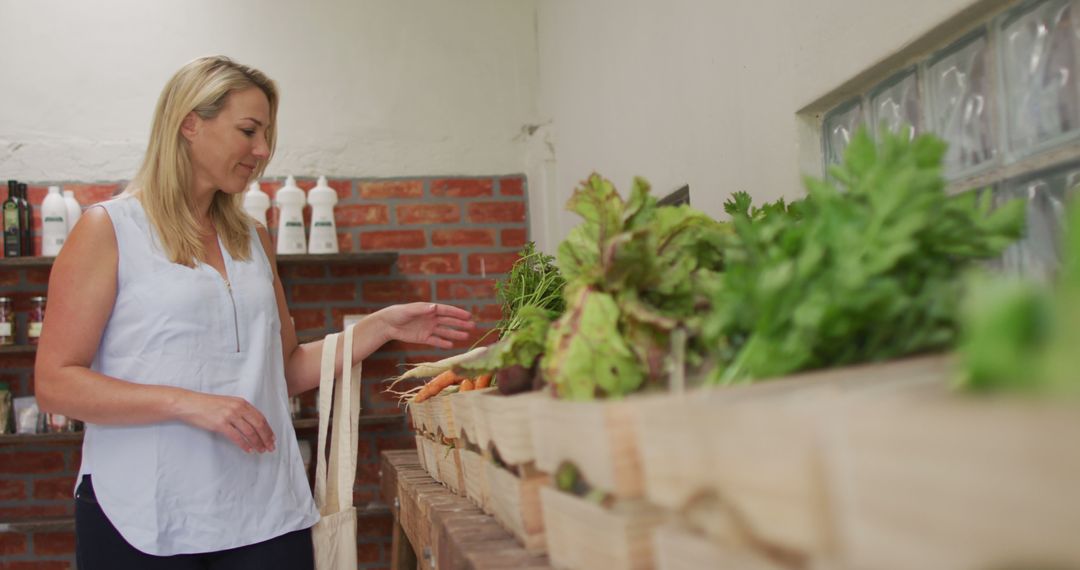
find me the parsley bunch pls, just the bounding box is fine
[703,128,1026,384]
[494,242,566,336]
[457,243,565,377]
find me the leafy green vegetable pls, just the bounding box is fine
[554,463,580,493]
[723,190,803,224]
[457,241,565,380]
[956,276,1052,392]
[544,174,730,399]
[554,462,610,504]
[703,128,1026,384]
[958,196,1080,395]
[1041,196,1080,393]
[543,287,645,400]
[495,242,566,335]
[457,306,554,375]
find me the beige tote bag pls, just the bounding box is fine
[312,325,362,569]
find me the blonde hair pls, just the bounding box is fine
[129,55,278,266]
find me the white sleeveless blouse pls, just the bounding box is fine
[76,196,319,555]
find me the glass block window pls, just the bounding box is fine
[870,69,920,140]
[995,162,1080,280]
[998,0,1080,157]
[820,0,1080,280]
[823,99,864,167]
[926,31,996,177]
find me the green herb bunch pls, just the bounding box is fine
[494,242,566,336]
[958,195,1080,396]
[702,128,1026,384]
[458,243,565,377]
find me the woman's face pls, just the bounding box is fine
[183,87,271,196]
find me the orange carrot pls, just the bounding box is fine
[474,373,493,389]
[413,369,463,403]
[459,379,475,392]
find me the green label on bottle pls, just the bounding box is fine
[4,202,21,256]
[3,203,18,228]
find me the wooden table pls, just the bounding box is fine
[380,450,552,570]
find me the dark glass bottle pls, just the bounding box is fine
[17,183,31,257]
[3,181,21,258]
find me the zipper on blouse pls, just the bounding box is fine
[223,277,240,352]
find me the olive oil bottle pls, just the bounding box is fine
[18,183,31,256]
[3,181,21,257]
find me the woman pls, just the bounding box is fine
[34,56,474,569]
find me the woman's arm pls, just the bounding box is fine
[34,209,276,453]
[258,228,475,397]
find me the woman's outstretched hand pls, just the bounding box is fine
[374,303,475,349]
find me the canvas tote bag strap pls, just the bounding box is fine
[311,329,361,570]
[332,323,362,512]
[313,331,340,513]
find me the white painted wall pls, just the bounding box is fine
[0,0,548,244]
[1,0,1001,253]
[533,0,991,250]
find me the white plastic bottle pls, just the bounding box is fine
[275,175,307,255]
[307,176,338,254]
[41,186,68,256]
[63,190,81,233]
[243,180,270,227]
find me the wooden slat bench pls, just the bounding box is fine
[380,450,552,570]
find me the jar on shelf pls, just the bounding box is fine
[28,296,45,345]
[0,297,12,346]
[45,412,73,433]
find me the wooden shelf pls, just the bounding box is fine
[0,430,83,443]
[0,256,55,268]
[275,252,398,266]
[0,502,394,534]
[0,329,372,354]
[0,336,373,354]
[0,251,398,269]
[0,329,367,350]
[0,414,405,444]
[0,344,36,354]
[0,251,397,352]
[0,516,73,533]
[292,414,406,431]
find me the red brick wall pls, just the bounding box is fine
[0,174,527,568]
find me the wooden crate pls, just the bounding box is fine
[415,434,429,473]
[475,391,546,466]
[460,447,490,511]
[652,523,787,570]
[451,387,496,444]
[485,460,548,552]
[419,435,441,484]
[540,486,667,570]
[430,392,457,442]
[409,397,436,436]
[826,395,1080,569]
[634,355,951,559]
[531,396,644,499]
[434,439,465,496]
